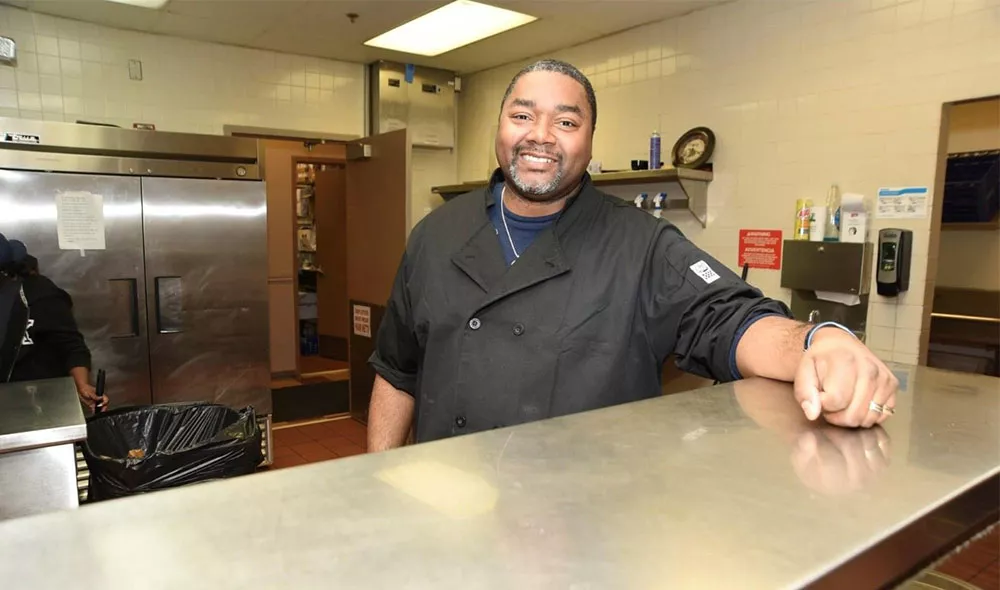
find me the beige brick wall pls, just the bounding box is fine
[457,0,1000,365]
[0,5,365,136]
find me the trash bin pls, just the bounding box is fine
[82,402,263,502]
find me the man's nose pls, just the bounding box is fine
[525,118,555,145]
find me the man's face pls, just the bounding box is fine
[495,71,593,201]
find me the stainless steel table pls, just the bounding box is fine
[0,365,996,589]
[0,377,87,521]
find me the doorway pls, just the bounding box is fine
[926,96,1000,376]
[294,158,350,377]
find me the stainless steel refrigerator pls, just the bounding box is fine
[0,118,270,417]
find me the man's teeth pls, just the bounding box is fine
[522,154,555,163]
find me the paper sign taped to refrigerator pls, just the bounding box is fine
[56,191,106,251]
[353,304,372,338]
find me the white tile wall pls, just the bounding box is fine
[457,0,1000,360]
[0,6,365,136]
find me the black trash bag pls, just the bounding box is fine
[83,402,262,501]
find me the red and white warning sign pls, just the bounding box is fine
[738,229,782,270]
[353,304,371,338]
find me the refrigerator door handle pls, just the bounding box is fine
[154,276,184,334]
[108,278,139,338]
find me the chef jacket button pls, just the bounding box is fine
[469,318,481,330]
[455,416,467,428]
[512,323,525,336]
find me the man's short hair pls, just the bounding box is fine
[499,59,597,134]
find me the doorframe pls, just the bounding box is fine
[290,154,349,378]
[223,124,359,143]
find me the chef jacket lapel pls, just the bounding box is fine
[450,213,508,294]
[450,169,599,308]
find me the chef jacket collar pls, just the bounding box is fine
[451,169,601,299]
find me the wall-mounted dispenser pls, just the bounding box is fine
[781,240,873,341]
[876,228,912,297]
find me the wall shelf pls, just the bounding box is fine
[431,166,713,227]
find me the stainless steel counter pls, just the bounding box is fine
[0,377,87,453]
[0,377,87,521]
[0,365,996,588]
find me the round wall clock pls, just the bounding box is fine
[671,127,715,168]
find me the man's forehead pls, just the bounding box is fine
[506,72,587,108]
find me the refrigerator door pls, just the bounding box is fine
[140,177,271,414]
[0,170,151,408]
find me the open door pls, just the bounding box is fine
[313,165,349,361]
[345,129,411,423]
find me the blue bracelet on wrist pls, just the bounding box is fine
[804,321,856,351]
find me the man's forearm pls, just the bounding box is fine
[734,316,810,382]
[367,374,415,452]
[69,366,90,389]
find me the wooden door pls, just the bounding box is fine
[314,166,348,361]
[345,129,411,422]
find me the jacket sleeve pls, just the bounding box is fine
[640,223,791,382]
[368,247,421,396]
[32,288,92,373]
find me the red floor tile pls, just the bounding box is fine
[271,454,307,469]
[273,446,301,460]
[317,436,365,458]
[296,422,337,441]
[972,562,999,589]
[272,427,311,446]
[289,441,339,463]
[328,419,367,446]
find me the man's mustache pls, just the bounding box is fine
[513,143,562,161]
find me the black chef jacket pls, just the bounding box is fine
[371,169,791,442]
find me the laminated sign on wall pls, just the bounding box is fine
[353,304,371,338]
[738,229,782,270]
[56,191,106,252]
[876,187,928,219]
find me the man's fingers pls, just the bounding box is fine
[867,370,895,427]
[854,360,882,428]
[794,356,822,421]
[877,373,900,424]
[815,354,858,425]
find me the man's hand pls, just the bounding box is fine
[76,383,108,412]
[794,328,899,428]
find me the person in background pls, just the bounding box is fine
[367,59,898,451]
[0,234,107,410]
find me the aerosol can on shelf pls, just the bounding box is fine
[649,131,661,170]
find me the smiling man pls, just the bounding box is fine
[367,59,898,451]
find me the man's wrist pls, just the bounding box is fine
[804,322,856,350]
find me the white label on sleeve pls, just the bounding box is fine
[690,260,720,284]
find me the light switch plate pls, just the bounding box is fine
[0,36,17,66]
[128,59,143,81]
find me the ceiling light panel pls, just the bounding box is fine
[104,0,170,9]
[364,0,537,57]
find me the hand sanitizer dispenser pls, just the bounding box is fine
[876,228,912,297]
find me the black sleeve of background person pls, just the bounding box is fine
[27,276,92,372]
[640,224,792,381]
[368,247,421,396]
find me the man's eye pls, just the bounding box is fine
[512,114,530,120]
[558,120,578,128]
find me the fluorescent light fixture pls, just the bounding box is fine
[365,0,537,57]
[104,0,170,9]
